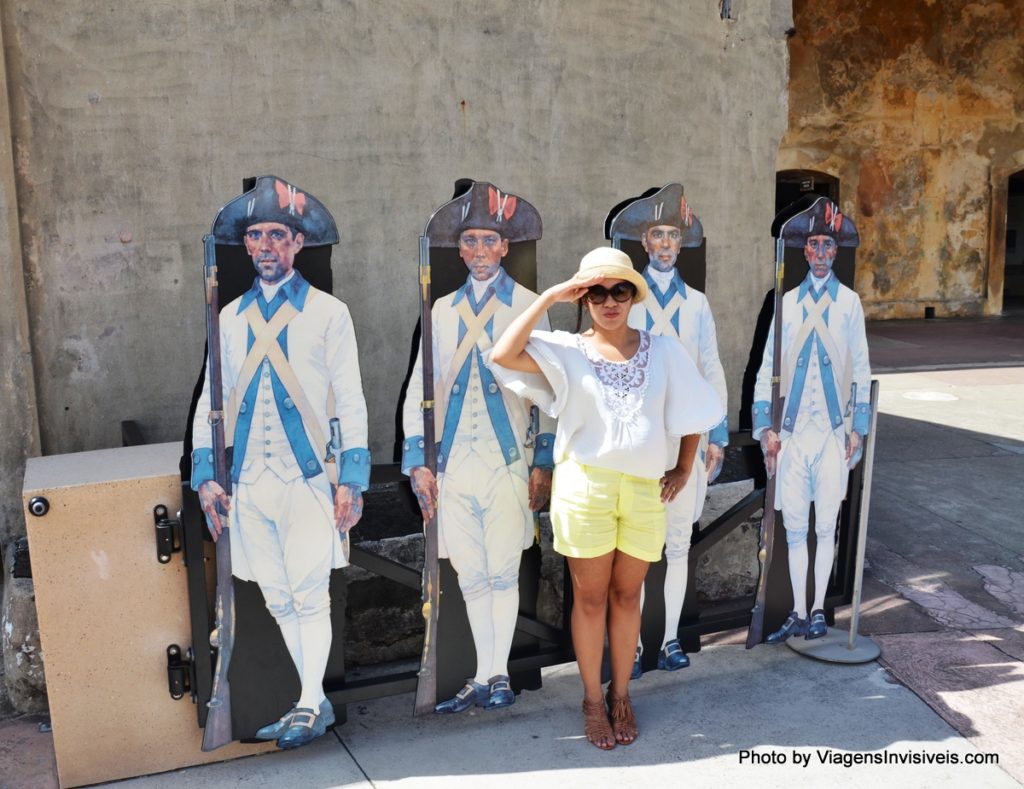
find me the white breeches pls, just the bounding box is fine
[231,470,339,621]
[663,457,707,561]
[776,421,846,546]
[438,448,530,601]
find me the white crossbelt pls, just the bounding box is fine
[647,291,686,337]
[224,290,339,487]
[781,290,852,433]
[433,296,503,435]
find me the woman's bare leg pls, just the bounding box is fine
[567,553,616,749]
[607,550,649,695]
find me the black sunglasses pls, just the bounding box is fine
[583,282,636,304]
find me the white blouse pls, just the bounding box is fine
[486,329,724,480]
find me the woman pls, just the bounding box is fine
[488,247,723,750]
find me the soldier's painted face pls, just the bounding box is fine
[245,222,305,284]
[804,234,837,278]
[641,224,682,272]
[459,229,509,281]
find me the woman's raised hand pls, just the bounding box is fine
[545,273,604,304]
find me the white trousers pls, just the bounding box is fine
[663,457,707,561]
[776,420,846,546]
[231,470,339,619]
[438,447,530,600]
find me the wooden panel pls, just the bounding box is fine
[23,442,273,788]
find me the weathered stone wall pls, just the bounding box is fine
[780,0,1024,319]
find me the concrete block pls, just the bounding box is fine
[23,442,273,787]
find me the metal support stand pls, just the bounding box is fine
[789,379,882,664]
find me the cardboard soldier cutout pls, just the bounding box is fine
[402,180,555,714]
[606,183,728,675]
[751,197,870,644]
[190,176,370,749]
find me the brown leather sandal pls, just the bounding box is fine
[582,698,616,750]
[605,689,638,745]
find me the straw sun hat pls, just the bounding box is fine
[573,247,648,303]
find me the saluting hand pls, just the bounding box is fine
[198,480,231,541]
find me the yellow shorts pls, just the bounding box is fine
[549,458,666,563]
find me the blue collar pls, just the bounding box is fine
[452,267,515,309]
[798,272,839,303]
[237,270,312,314]
[643,265,687,300]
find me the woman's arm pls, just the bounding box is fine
[491,275,600,372]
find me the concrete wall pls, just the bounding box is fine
[1,0,790,480]
[780,0,1024,319]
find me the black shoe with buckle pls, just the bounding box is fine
[765,612,808,644]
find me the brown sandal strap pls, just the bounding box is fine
[582,698,616,750]
[605,691,638,745]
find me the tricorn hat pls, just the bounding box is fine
[211,175,339,246]
[779,196,859,248]
[423,179,542,246]
[607,182,703,247]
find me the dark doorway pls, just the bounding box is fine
[775,170,839,215]
[1004,170,1024,312]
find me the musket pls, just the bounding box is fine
[745,235,786,649]
[413,234,440,716]
[201,233,235,750]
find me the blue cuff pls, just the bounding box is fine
[531,432,555,469]
[190,447,215,491]
[339,447,371,491]
[752,400,772,439]
[852,401,871,437]
[709,418,729,447]
[401,435,427,476]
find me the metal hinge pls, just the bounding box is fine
[154,504,183,564]
[166,644,195,701]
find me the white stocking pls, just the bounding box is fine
[661,558,689,649]
[812,528,837,613]
[489,586,519,679]
[464,593,495,686]
[295,613,331,712]
[276,612,303,682]
[787,543,809,619]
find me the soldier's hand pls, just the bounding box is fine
[198,480,230,541]
[660,465,691,503]
[760,430,782,479]
[705,444,725,483]
[846,431,863,469]
[334,483,363,533]
[410,466,438,522]
[529,467,553,511]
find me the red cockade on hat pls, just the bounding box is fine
[275,179,307,216]
[488,186,517,222]
[680,196,694,227]
[824,200,843,232]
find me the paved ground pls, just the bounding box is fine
[2,314,1022,788]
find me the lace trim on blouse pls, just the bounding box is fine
[576,330,652,422]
